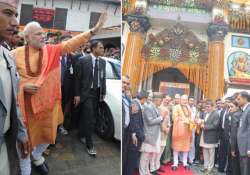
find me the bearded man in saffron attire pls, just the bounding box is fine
[11,13,107,175]
[171,94,192,171]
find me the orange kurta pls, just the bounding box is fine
[172,104,192,152]
[11,31,91,149]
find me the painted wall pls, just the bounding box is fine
[223,32,250,97]
[18,0,121,31]
[224,32,250,81]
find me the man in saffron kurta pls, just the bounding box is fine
[171,94,192,170]
[11,13,107,175]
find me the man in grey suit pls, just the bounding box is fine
[0,1,29,175]
[236,91,250,175]
[139,92,167,175]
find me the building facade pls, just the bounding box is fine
[18,0,121,32]
[122,0,250,101]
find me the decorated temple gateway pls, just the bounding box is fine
[122,0,250,101]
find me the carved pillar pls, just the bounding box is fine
[122,14,150,94]
[207,23,229,101]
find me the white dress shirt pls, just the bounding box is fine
[123,94,130,128]
[90,53,100,88]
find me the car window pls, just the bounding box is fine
[106,60,121,80]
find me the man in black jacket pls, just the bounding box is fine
[123,91,147,175]
[236,91,250,175]
[122,75,131,173]
[218,97,231,172]
[74,40,106,156]
[60,35,83,132]
[194,101,206,164]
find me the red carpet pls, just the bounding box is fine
[157,163,193,175]
[133,163,193,175]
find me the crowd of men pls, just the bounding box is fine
[0,1,110,175]
[122,76,250,175]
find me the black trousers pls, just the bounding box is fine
[240,156,250,175]
[122,127,129,171]
[218,135,228,172]
[123,150,141,175]
[5,130,20,175]
[61,85,75,130]
[194,133,201,161]
[226,144,232,175]
[231,153,240,175]
[214,147,219,165]
[78,89,99,148]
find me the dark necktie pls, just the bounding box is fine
[93,59,99,89]
[61,56,67,85]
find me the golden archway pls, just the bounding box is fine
[139,22,209,96]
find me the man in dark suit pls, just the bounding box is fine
[123,91,147,175]
[214,99,223,166]
[74,40,106,156]
[229,100,241,175]
[122,75,131,173]
[236,91,250,175]
[122,76,131,138]
[218,98,231,172]
[60,34,85,132]
[194,101,206,164]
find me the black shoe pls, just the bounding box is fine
[34,162,49,175]
[171,166,177,171]
[87,147,96,157]
[184,165,190,170]
[150,170,159,175]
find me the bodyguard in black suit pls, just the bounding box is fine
[236,91,250,175]
[228,101,241,175]
[194,102,206,163]
[122,76,131,173]
[61,53,81,130]
[74,40,106,156]
[123,91,147,175]
[218,99,230,172]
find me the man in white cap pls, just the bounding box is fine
[0,0,29,175]
[139,92,168,175]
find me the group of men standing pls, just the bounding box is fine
[0,1,107,175]
[122,76,250,175]
[214,92,250,175]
